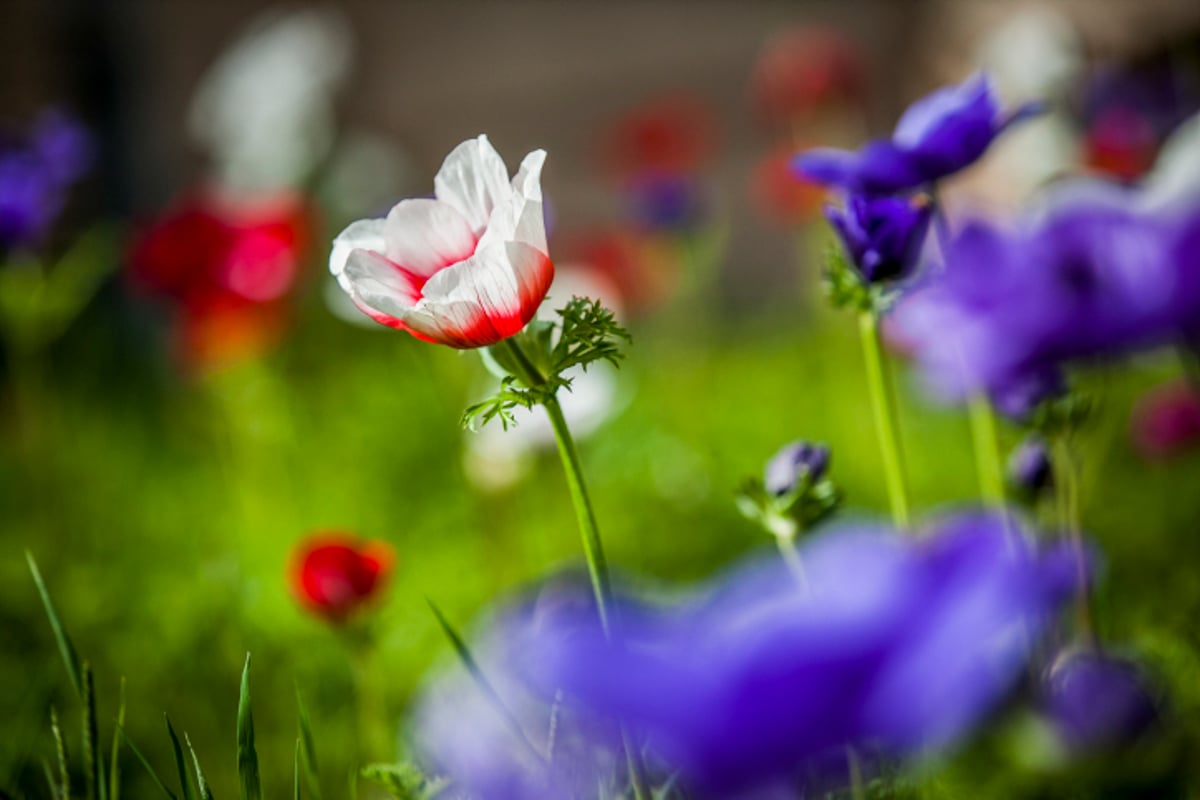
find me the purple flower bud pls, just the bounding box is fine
[1008,436,1053,494]
[765,440,831,495]
[826,194,932,283]
[990,366,1066,422]
[1043,649,1159,752]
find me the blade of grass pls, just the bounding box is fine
[165,715,194,800]
[294,686,321,800]
[293,738,301,800]
[82,662,101,800]
[28,551,81,696]
[110,678,126,800]
[50,707,69,800]
[42,758,60,800]
[237,654,262,800]
[117,726,177,799]
[426,599,546,764]
[184,733,214,800]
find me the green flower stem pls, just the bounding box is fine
[1052,436,1096,644]
[774,532,809,594]
[498,337,651,800]
[966,392,1006,508]
[846,746,866,800]
[857,310,911,528]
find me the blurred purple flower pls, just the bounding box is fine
[990,366,1066,421]
[413,512,1080,798]
[625,172,707,232]
[1043,649,1159,752]
[896,187,1200,405]
[765,440,830,495]
[826,194,932,283]
[0,110,91,250]
[794,73,1038,195]
[1008,436,1053,495]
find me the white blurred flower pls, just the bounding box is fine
[1141,112,1200,212]
[188,7,352,194]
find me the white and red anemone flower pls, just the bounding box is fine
[329,135,553,347]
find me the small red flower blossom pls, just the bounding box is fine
[290,534,394,623]
[604,94,717,179]
[750,27,865,130]
[1130,380,1200,461]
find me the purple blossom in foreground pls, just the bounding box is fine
[1043,649,1159,752]
[894,186,1200,405]
[826,194,932,283]
[414,512,1082,798]
[764,440,830,495]
[0,110,91,250]
[794,73,1038,195]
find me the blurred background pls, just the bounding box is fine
[3,0,1200,797]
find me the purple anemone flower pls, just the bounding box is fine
[826,194,932,283]
[0,110,91,250]
[413,513,1082,798]
[764,440,830,495]
[895,186,1200,405]
[1043,649,1159,752]
[794,73,1039,196]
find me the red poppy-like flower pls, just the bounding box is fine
[290,534,394,622]
[1130,380,1200,461]
[750,27,865,129]
[128,189,310,369]
[330,135,554,348]
[604,94,717,179]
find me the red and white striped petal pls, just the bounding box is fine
[383,198,478,278]
[330,218,387,288]
[418,241,554,344]
[433,135,512,235]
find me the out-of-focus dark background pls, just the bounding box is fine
[3,1,1200,798]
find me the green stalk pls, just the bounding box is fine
[1052,437,1096,644]
[857,310,911,528]
[498,337,650,800]
[966,392,1006,508]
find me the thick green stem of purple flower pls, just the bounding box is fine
[1052,436,1097,644]
[858,310,911,528]
[967,392,1007,509]
[499,336,651,800]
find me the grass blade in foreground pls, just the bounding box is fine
[295,686,321,800]
[237,654,262,800]
[293,737,301,800]
[51,706,69,800]
[166,715,194,800]
[110,677,126,800]
[185,733,215,800]
[118,726,177,799]
[27,551,81,695]
[82,662,102,800]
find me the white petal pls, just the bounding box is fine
[1141,111,1200,213]
[433,134,512,234]
[342,248,421,323]
[329,217,386,282]
[383,198,478,278]
[478,149,548,255]
[421,241,552,339]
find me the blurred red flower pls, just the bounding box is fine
[290,534,394,623]
[750,27,865,130]
[750,145,826,226]
[1130,380,1200,461]
[604,94,717,179]
[563,229,677,315]
[1083,106,1158,183]
[128,189,310,369]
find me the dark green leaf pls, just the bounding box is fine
[82,662,101,800]
[237,654,262,800]
[27,551,81,696]
[165,716,194,800]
